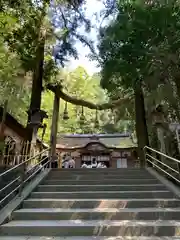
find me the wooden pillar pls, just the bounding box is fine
[0,100,8,166]
[50,94,60,162]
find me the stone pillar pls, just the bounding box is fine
[50,94,60,163]
[75,157,81,168]
[157,126,166,163]
[109,157,113,168]
[152,105,166,163]
[111,158,117,168]
[72,151,81,168]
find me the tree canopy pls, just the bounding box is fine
[1,0,180,160]
[96,0,180,164]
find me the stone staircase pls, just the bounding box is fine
[0,166,20,209]
[1,168,180,239]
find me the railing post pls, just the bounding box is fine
[177,162,180,179]
[49,94,60,168]
[144,146,153,168]
[143,147,147,167]
[18,161,26,196]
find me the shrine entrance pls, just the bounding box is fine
[56,134,137,168]
[81,153,110,168]
[79,141,111,168]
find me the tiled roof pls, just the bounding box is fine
[57,134,137,149]
[58,133,131,138]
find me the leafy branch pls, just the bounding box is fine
[47,83,132,110]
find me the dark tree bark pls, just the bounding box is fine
[26,39,45,145]
[134,82,149,167]
[0,100,8,139]
[29,39,45,116]
[27,6,47,142]
[0,100,8,165]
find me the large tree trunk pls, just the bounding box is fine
[0,100,8,139]
[134,82,149,167]
[174,75,180,102]
[29,40,45,117]
[27,7,46,142]
[26,38,45,150]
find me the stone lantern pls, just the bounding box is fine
[27,109,48,144]
[169,123,180,155]
[79,106,86,125]
[62,102,69,121]
[94,109,99,128]
[151,104,166,161]
[151,105,164,126]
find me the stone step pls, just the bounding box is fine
[47,171,153,176]
[49,168,151,172]
[1,220,180,236]
[23,198,180,209]
[46,175,155,180]
[50,168,148,173]
[42,179,160,185]
[1,237,180,240]
[13,208,180,221]
[30,191,174,199]
[36,184,166,192]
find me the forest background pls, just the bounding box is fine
[1,0,180,164]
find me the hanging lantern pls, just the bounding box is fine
[111,109,116,124]
[94,109,99,128]
[63,101,69,120]
[79,106,85,125]
[108,109,114,124]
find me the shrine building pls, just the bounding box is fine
[0,106,48,167]
[56,133,138,168]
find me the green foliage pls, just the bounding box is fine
[96,0,180,160]
[39,67,109,142]
[2,0,93,77]
[0,0,135,146]
[98,0,180,101]
[0,11,30,124]
[37,66,134,143]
